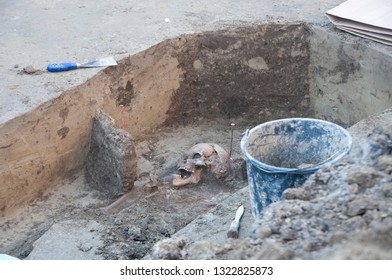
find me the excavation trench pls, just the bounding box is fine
[1,23,392,259]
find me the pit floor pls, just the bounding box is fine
[1,121,248,259]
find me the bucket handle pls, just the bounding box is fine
[242,129,250,138]
[256,148,348,174]
[293,149,345,172]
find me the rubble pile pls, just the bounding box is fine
[154,127,392,259]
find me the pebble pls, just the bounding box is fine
[341,216,367,232]
[114,218,123,225]
[303,242,313,252]
[345,171,381,189]
[127,226,142,241]
[346,198,377,217]
[255,226,272,239]
[280,228,297,241]
[283,188,310,201]
[150,238,185,260]
[315,171,331,184]
[381,183,392,197]
[22,65,41,74]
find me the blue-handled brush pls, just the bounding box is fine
[47,57,117,72]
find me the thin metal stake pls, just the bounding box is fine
[229,123,235,159]
[120,105,125,138]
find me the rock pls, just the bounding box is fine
[377,155,392,174]
[345,171,381,190]
[255,226,272,239]
[150,238,185,260]
[381,183,392,198]
[314,168,332,184]
[346,198,378,217]
[341,216,367,232]
[21,65,42,75]
[280,228,297,241]
[362,210,382,224]
[347,183,359,195]
[127,226,143,241]
[283,188,310,201]
[303,241,314,252]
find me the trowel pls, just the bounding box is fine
[47,57,117,72]
[227,205,244,238]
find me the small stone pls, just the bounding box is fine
[77,243,93,252]
[94,210,102,217]
[346,198,378,217]
[369,218,392,242]
[303,241,313,252]
[345,171,381,189]
[249,238,263,245]
[151,238,185,260]
[363,210,382,224]
[315,171,332,184]
[341,216,367,232]
[378,203,392,217]
[283,188,310,201]
[224,243,233,251]
[381,183,392,198]
[255,226,272,239]
[127,226,143,241]
[377,155,392,174]
[114,218,123,225]
[280,228,297,241]
[346,202,366,217]
[347,183,359,195]
[23,65,40,74]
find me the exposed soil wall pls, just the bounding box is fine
[165,24,312,127]
[309,26,392,126]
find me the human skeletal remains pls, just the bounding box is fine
[172,143,230,186]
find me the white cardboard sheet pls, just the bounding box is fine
[326,0,392,45]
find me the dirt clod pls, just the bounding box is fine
[283,188,310,201]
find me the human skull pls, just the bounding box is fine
[172,143,230,186]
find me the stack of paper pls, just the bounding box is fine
[326,0,392,46]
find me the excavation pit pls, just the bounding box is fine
[1,23,392,259]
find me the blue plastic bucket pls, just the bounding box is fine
[240,118,352,218]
